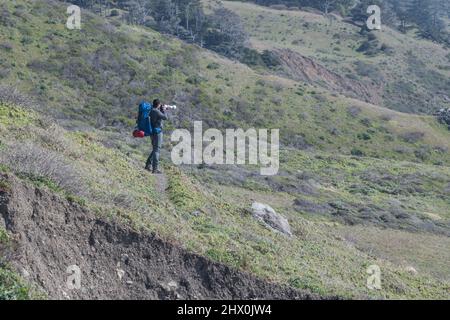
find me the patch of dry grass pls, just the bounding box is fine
[337,225,450,282]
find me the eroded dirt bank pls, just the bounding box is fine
[0,174,316,300]
[274,48,381,105]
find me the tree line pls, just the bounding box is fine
[65,0,449,61]
[66,0,281,68]
[353,0,449,44]
[232,0,449,45]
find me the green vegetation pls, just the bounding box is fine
[0,0,449,299]
[0,103,33,127]
[0,266,36,300]
[166,166,206,213]
[0,228,39,300]
[0,227,9,244]
[220,0,450,114]
[229,0,450,45]
[0,1,449,162]
[16,173,63,193]
[1,102,448,299]
[0,177,10,193]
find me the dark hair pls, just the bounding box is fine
[153,99,161,108]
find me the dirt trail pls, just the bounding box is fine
[0,173,319,300]
[150,171,180,217]
[154,172,168,196]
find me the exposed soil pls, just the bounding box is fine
[274,48,381,105]
[0,174,318,300]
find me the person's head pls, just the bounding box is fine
[153,99,161,109]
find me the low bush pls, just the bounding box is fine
[0,227,9,244]
[351,148,365,156]
[0,86,34,109]
[0,142,84,196]
[0,42,13,52]
[0,266,34,300]
[436,108,450,128]
[206,62,220,70]
[347,106,362,117]
[261,50,282,68]
[401,131,425,144]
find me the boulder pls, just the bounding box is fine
[251,202,292,236]
[405,266,418,275]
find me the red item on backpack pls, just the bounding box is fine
[133,130,145,138]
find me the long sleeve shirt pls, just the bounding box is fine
[150,108,168,131]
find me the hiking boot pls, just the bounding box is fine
[152,169,163,174]
[144,165,152,172]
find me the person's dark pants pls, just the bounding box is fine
[146,132,163,171]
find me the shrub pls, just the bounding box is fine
[20,36,33,45]
[255,79,266,86]
[0,227,9,244]
[380,43,395,55]
[401,131,425,143]
[0,4,15,27]
[367,33,377,41]
[186,75,205,85]
[0,177,11,193]
[414,146,431,161]
[357,132,371,141]
[166,55,184,69]
[240,48,265,67]
[261,50,281,68]
[0,67,10,79]
[0,86,34,109]
[354,61,380,78]
[347,106,362,117]
[0,42,13,52]
[380,114,393,121]
[356,33,381,56]
[436,108,450,128]
[206,62,220,70]
[351,148,365,156]
[360,118,372,127]
[0,266,34,300]
[0,142,84,196]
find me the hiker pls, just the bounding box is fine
[145,99,169,174]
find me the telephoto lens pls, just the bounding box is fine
[164,105,177,110]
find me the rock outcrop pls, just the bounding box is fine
[251,202,292,237]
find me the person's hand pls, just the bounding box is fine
[161,105,167,112]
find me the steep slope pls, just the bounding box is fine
[0,0,449,300]
[219,0,450,114]
[0,174,316,300]
[272,48,380,105]
[0,101,449,299]
[1,0,450,165]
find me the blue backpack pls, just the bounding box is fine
[137,101,153,136]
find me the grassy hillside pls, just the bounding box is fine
[1,0,450,165]
[218,1,450,114]
[0,0,449,299]
[1,100,449,299]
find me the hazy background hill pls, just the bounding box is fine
[0,0,449,299]
[220,0,450,114]
[65,0,450,114]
